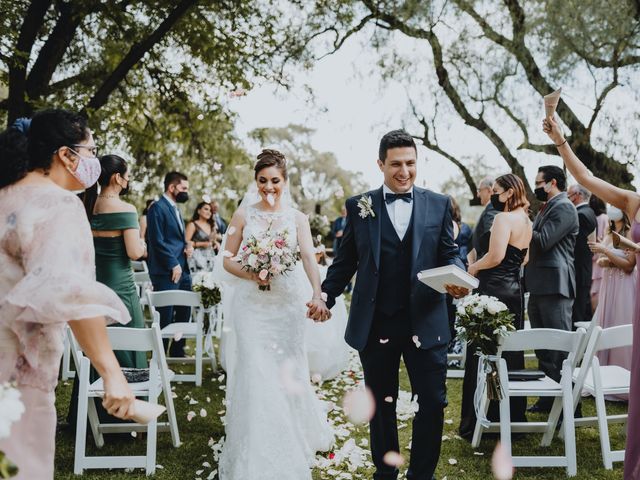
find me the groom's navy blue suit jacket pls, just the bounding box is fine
[322,186,463,352]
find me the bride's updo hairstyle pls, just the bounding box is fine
[254,149,288,180]
[495,173,530,212]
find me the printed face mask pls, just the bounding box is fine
[67,148,101,189]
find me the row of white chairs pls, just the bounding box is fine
[472,320,631,476]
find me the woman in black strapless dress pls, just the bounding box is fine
[459,174,532,440]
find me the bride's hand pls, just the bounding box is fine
[306,298,331,322]
[251,271,271,288]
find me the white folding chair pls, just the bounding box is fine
[133,271,152,316]
[131,260,149,273]
[472,328,586,477]
[70,324,180,475]
[147,290,204,386]
[567,324,631,469]
[61,324,75,380]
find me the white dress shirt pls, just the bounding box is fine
[382,184,414,240]
[163,193,184,233]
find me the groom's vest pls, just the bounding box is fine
[375,202,414,316]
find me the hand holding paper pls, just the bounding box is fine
[129,399,166,424]
[612,231,640,252]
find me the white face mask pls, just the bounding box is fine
[608,206,624,222]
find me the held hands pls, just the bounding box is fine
[542,116,565,145]
[444,283,470,299]
[101,371,135,419]
[171,264,182,284]
[306,297,331,322]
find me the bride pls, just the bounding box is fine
[216,149,334,479]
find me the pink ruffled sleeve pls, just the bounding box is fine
[1,191,130,390]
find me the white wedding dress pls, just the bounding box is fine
[218,206,334,480]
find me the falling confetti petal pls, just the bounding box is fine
[342,386,375,425]
[227,226,236,236]
[320,292,328,302]
[222,250,234,258]
[412,335,421,348]
[384,396,394,403]
[266,193,275,206]
[383,451,405,467]
[202,194,211,203]
[379,338,390,344]
[492,442,514,480]
[173,331,184,341]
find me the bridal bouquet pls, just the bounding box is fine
[237,229,297,291]
[191,272,221,309]
[0,382,25,478]
[456,294,515,400]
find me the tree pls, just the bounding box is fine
[0,0,319,206]
[249,124,368,218]
[305,0,640,201]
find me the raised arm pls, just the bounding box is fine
[543,117,640,219]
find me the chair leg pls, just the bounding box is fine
[146,393,158,475]
[471,392,488,448]
[74,359,90,475]
[542,397,563,446]
[592,364,613,469]
[87,398,104,448]
[498,360,512,459]
[195,327,203,387]
[163,378,181,447]
[561,363,577,477]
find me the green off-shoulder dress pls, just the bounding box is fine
[91,212,146,369]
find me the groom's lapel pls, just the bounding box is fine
[367,187,383,269]
[411,188,428,273]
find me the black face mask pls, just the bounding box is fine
[175,191,189,203]
[534,186,548,202]
[490,193,506,212]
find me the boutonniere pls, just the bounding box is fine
[357,195,375,219]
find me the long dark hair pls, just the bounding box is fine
[191,201,215,228]
[82,154,128,219]
[0,109,89,189]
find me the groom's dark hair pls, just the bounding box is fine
[378,129,416,162]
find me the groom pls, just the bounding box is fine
[318,130,467,480]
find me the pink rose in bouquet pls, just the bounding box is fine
[238,229,297,290]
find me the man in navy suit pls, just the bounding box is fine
[146,171,193,357]
[332,205,348,254]
[318,130,467,480]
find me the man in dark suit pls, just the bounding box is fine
[468,176,496,264]
[146,171,193,357]
[332,205,348,254]
[210,200,227,234]
[567,184,597,327]
[525,165,579,412]
[318,130,466,480]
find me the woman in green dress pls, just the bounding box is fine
[68,154,147,426]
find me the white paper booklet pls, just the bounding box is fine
[417,265,479,293]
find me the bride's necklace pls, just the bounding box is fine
[98,193,119,199]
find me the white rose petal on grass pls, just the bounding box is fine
[492,442,514,480]
[187,411,196,422]
[200,408,207,418]
[189,398,198,405]
[448,458,458,465]
[383,451,405,467]
[342,387,375,425]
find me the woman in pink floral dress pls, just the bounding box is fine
[544,116,640,479]
[0,110,134,479]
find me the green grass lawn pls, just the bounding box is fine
[53,347,627,480]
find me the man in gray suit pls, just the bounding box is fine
[525,165,579,412]
[467,176,496,264]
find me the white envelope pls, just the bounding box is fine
[417,265,479,293]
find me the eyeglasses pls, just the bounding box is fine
[70,144,99,157]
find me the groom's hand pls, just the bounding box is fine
[445,284,469,299]
[306,298,331,322]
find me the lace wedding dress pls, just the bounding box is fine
[218,205,334,480]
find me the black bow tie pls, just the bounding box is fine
[385,192,413,204]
